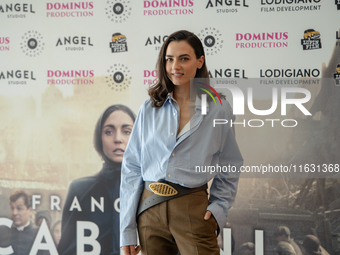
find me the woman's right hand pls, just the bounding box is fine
[121,245,141,255]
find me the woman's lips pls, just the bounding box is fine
[113,149,124,156]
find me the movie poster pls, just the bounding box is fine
[1,1,339,254]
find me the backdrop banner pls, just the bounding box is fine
[1,1,340,254]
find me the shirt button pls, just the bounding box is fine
[168,174,171,177]
[171,132,174,136]
[172,153,175,157]
[173,113,176,116]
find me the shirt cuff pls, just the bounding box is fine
[207,202,228,236]
[120,229,138,247]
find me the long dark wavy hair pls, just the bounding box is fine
[148,30,209,108]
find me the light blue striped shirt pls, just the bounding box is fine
[120,93,243,247]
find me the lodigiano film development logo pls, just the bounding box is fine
[105,0,132,23]
[20,31,44,57]
[105,64,131,91]
[334,64,340,85]
[197,28,223,56]
[336,0,340,10]
[109,33,128,53]
[301,29,322,50]
[197,82,223,115]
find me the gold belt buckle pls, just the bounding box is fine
[149,182,178,197]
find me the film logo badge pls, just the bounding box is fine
[105,0,132,23]
[20,31,44,57]
[198,27,223,56]
[301,29,322,50]
[106,64,131,91]
[110,33,128,53]
[334,64,340,85]
[336,0,340,10]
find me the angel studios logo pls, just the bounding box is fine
[145,34,168,50]
[106,64,131,91]
[197,27,223,56]
[301,28,322,50]
[205,0,249,14]
[0,3,35,18]
[20,31,44,57]
[105,0,132,23]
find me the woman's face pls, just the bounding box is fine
[53,222,61,245]
[165,40,204,88]
[101,110,134,163]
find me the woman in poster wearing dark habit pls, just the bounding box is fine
[120,30,243,255]
[58,105,135,255]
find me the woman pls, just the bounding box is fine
[51,220,61,246]
[120,30,243,255]
[58,104,135,255]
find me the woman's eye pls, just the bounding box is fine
[166,58,172,62]
[105,130,113,135]
[124,130,131,135]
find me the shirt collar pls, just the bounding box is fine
[165,92,209,114]
[16,221,30,231]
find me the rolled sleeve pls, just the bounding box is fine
[120,104,145,247]
[208,104,243,234]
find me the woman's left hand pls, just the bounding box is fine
[204,210,218,229]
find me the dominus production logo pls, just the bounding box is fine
[334,64,340,85]
[301,29,322,50]
[109,33,128,53]
[20,31,44,57]
[105,0,132,23]
[0,37,10,51]
[336,0,340,10]
[197,28,223,56]
[106,64,131,91]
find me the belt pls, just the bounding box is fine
[137,181,208,216]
